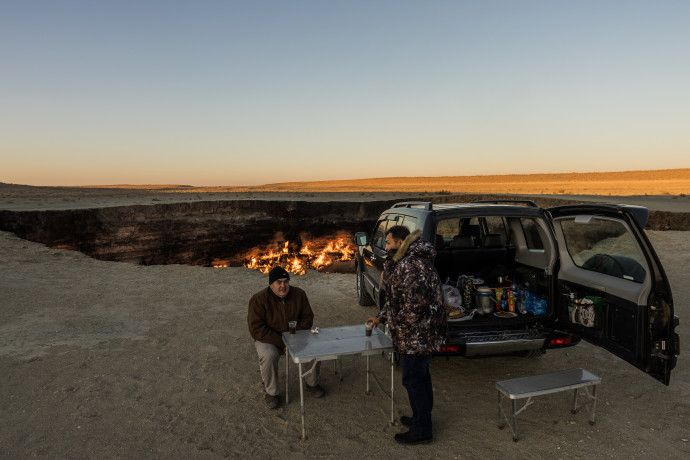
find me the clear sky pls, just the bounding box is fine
[1,1,689,186]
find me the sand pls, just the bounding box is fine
[2,169,690,212]
[1,181,689,458]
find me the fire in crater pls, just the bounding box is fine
[214,232,356,275]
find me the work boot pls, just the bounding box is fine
[306,384,325,398]
[394,430,433,445]
[265,393,280,409]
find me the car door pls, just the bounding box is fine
[360,217,390,304]
[548,204,678,385]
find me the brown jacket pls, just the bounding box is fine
[247,286,314,350]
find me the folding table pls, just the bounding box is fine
[282,325,395,440]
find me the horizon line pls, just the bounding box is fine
[3,167,688,189]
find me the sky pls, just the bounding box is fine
[1,1,689,186]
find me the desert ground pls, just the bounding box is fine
[1,175,689,459]
[1,168,689,212]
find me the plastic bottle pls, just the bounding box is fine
[521,282,530,305]
[507,290,515,312]
[518,296,527,314]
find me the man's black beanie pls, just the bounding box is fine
[268,266,290,285]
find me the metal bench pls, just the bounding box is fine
[496,368,601,441]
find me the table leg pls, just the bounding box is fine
[572,388,578,414]
[512,398,518,441]
[366,354,371,395]
[299,362,306,441]
[390,350,395,425]
[285,351,289,405]
[589,385,598,425]
[497,392,503,428]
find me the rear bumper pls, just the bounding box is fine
[437,329,580,356]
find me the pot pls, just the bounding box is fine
[474,286,494,315]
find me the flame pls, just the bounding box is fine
[237,235,355,275]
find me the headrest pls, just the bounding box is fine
[460,225,481,239]
[450,235,475,249]
[435,234,445,249]
[482,234,505,248]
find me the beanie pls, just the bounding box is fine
[268,266,290,285]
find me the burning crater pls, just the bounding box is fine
[0,199,393,274]
[1,195,684,275]
[216,232,356,274]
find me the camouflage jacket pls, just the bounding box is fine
[377,230,447,354]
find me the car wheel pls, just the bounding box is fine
[356,264,375,306]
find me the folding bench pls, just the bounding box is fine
[496,368,601,441]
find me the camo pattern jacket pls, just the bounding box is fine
[377,230,447,355]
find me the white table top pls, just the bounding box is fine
[282,324,394,363]
[496,368,601,399]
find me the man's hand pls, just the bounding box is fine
[366,317,380,327]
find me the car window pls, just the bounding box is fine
[436,217,459,239]
[558,216,647,283]
[520,218,545,250]
[485,216,508,243]
[457,218,482,245]
[371,219,390,250]
[400,215,419,232]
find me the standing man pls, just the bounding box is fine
[248,266,325,409]
[367,225,447,444]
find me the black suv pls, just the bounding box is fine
[354,200,679,385]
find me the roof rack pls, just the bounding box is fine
[391,202,433,210]
[471,200,539,208]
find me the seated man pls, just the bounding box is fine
[247,266,325,409]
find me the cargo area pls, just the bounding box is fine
[431,210,555,326]
[438,264,551,325]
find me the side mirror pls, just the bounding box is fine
[354,232,369,246]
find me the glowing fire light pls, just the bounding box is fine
[239,236,355,275]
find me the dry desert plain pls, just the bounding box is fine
[1,170,690,459]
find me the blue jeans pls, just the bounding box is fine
[401,353,433,437]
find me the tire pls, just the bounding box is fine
[356,263,375,306]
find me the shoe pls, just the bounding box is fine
[306,384,325,398]
[400,416,413,427]
[394,430,433,445]
[265,393,280,409]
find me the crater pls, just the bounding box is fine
[0,199,399,272]
[1,195,686,274]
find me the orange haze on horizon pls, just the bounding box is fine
[6,168,688,197]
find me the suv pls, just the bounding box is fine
[354,200,679,385]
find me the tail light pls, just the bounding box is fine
[439,345,459,353]
[549,337,573,346]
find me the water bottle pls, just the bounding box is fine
[507,290,515,312]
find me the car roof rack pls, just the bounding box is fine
[391,202,433,210]
[471,200,539,208]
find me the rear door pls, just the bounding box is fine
[548,204,678,385]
